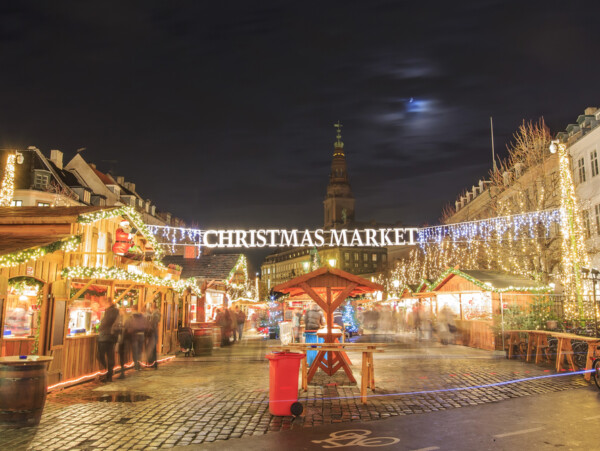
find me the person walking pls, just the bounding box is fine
[126,310,147,370]
[114,307,128,379]
[235,306,245,341]
[304,304,323,331]
[230,306,239,342]
[145,303,161,369]
[97,298,119,382]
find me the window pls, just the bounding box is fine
[363,253,368,261]
[345,252,350,261]
[354,253,359,261]
[591,150,599,177]
[33,170,51,190]
[578,158,586,183]
[372,254,377,262]
[583,210,591,238]
[595,204,600,236]
[37,202,50,207]
[10,200,22,207]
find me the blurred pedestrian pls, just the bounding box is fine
[114,307,128,379]
[235,306,245,341]
[97,298,119,382]
[292,309,302,342]
[145,302,161,369]
[126,310,146,370]
[438,305,456,345]
[304,304,323,331]
[230,306,239,342]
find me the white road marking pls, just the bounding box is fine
[493,427,544,438]
[583,414,600,421]
[410,447,440,451]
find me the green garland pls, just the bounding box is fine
[398,268,552,297]
[61,266,201,297]
[0,235,81,269]
[76,206,164,259]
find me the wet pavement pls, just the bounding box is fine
[0,334,593,450]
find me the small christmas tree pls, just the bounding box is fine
[342,300,359,333]
[310,247,321,271]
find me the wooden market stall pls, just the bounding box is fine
[0,206,196,388]
[162,253,253,345]
[273,267,383,383]
[427,268,549,351]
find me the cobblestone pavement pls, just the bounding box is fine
[0,334,591,450]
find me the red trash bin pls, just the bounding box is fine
[265,352,304,416]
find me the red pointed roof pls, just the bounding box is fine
[272,266,383,298]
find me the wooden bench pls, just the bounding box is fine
[270,342,387,404]
[505,330,600,381]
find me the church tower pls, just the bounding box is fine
[324,121,355,229]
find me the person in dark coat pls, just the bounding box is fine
[145,303,161,369]
[304,304,324,331]
[115,307,128,379]
[126,311,147,370]
[97,298,119,382]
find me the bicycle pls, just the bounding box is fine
[593,357,600,390]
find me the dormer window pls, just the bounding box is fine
[33,170,51,190]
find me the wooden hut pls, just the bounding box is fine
[0,206,196,387]
[428,268,549,350]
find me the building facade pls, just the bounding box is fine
[558,106,600,268]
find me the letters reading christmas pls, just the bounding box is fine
[202,228,417,248]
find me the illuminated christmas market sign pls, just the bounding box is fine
[150,227,418,249]
[201,228,417,248]
[148,210,563,251]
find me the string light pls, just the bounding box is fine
[61,265,202,296]
[0,235,82,268]
[417,210,561,247]
[77,206,164,259]
[552,141,590,321]
[0,153,16,206]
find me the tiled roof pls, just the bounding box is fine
[90,165,115,185]
[48,161,84,188]
[162,254,242,280]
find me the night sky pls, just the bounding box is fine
[1,1,599,230]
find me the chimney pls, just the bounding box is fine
[455,200,461,212]
[584,107,597,116]
[50,149,63,169]
[116,176,125,185]
[89,163,96,169]
[184,246,198,259]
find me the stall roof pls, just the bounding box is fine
[272,266,384,298]
[0,234,73,255]
[431,268,549,293]
[162,254,243,280]
[0,206,107,224]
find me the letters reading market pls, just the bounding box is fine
[202,228,418,248]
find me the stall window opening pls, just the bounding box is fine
[3,278,41,339]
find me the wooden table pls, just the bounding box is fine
[270,342,387,404]
[505,330,600,381]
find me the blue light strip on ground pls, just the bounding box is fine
[252,369,594,405]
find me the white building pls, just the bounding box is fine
[558,107,600,268]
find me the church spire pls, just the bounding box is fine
[324,121,354,229]
[333,121,344,156]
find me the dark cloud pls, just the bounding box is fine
[1,0,599,232]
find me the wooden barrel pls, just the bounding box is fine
[0,356,53,426]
